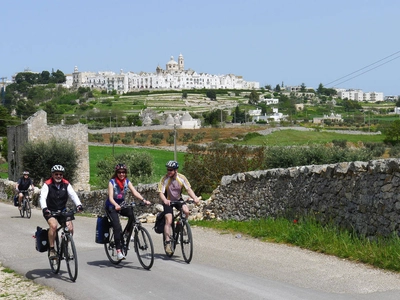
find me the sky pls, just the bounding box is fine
[1,0,400,95]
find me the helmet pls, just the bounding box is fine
[115,163,127,171]
[22,171,29,175]
[51,165,65,173]
[165,160,179,169]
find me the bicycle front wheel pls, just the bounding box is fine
[65,235,78,282]
[25,199,31,219]
[104,230,122,265]
[19,200,24,217]
[49,234,61,274]
[180,221,193,263]
[134,226,154,270]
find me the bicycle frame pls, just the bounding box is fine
[164,199,194,263]
[104,202,154,269]
[48,210,78,282]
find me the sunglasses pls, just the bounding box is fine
[167,169,175,172]
[54,173,63,177]
[117,171,126,174]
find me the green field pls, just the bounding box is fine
[239,129,384,146]
[89,145,185,189]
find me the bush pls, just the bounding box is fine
[150,138,162,145]
[21,138,79,184]
[121,137,132,144]
[96,152,154,187]
[332,139,347,148]
[264,145,374,169]
[183,142,265,194]
[152,132,164,140]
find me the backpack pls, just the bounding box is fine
[34,226,49,252]
[153,211,165,234]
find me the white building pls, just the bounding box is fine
[336,89,384,102]
[72,54,259,93]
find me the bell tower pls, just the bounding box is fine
[178,54,184,71]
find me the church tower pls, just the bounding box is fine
[178,53,184,71]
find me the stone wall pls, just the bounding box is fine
[2,158,400,238]
[208,159,400,238]
[7,110,90,191]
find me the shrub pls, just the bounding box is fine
[21,138,79,184]
[332,139,347,148]
[96,152,154,187]
[150,138,162,145]
[183,142,265,194]
[121,137,132,144]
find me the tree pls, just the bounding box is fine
[21,138,79,184]
[248,90,259,105]
[206,90,217,100]
[274,84,281,92]
[383,120,400,145]
[300,83,306,92]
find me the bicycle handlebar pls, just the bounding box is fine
[50,209,76,218]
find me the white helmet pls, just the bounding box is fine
[51,165,65,173]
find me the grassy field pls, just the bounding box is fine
[239,129,384,146]
[89,145,185,189]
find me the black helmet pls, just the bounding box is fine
[115,163,127,171]
[166,160,179,169]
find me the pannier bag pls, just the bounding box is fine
[153,211,165,234]
[95,215,110,244]
[13,195,19,207]
[35,226,49,252]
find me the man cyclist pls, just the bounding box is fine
[158,160,199,255]
[15,171,34,210]
[39,165,83,258]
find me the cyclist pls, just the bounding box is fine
[158,160,199,255]
[105,163,151,261]
[15,171,34,210]
[39,165,83,259]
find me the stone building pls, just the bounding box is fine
[7,110,90,191]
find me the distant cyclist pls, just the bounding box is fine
[15,171,34,210]
[39,165,83,259]
[158,160,199,255]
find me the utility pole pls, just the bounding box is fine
[174,124,177,161]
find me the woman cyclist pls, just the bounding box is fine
[105,163,151,261]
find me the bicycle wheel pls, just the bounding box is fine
[19,199,24,217]
[49,234,61,274]
[25,198,31,219]
[65,235,78,282]
[134,226,154,270]
[104,230,122,265]
[180,221,193,263]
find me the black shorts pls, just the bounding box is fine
[163,201,185,215]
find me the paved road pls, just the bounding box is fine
[1,202,400,300]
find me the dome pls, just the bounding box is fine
[167,56,178,65]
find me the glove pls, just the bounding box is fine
[42,207,51,217]
[76,205,83,212]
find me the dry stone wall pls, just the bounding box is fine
[208,159,400,238]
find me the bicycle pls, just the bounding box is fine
[18,189,32,219]
[104,202,154,270]
[163,199,194,263]
[48,209,78,282]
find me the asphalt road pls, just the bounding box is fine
[1,201,400,300]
